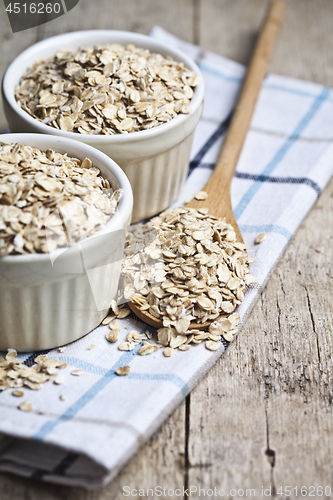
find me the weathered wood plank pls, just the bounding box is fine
[187,0,333,495]
[188,175,333,493]
[266,177,333,495]
[0,9,38,132]
[200,0,333,86]
[37,0,195,42]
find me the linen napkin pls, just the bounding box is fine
[1,26,333,488]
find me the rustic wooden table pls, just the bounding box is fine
[1,0,333,498]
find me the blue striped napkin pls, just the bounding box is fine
[1,27,333,488]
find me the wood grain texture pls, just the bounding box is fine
[0,27,38,132]
[188,174,333,496]
[1,0,333,498]
[187,1,285,234]
[35,0,195,42]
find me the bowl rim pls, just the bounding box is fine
[0,133,133,265]
[2,29,205,144]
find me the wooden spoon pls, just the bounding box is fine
[128,1,286,329]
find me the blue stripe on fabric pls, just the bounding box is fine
[46,356,189,396]
[197,62,242,83]
[32,348,188,440]
[239,224,292,241]
[264,83,333,102]
[127,373,190,397]
[47,357,109,376]
[198,62,333,101]
[188,162,321,196]
[189,112,232,172]
[234,87,330,220]
[234,172,321,195]
[33,346,141,441]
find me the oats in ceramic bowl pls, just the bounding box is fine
[15,43,199,135]
[0,133,133,352]
[0,141,122,257]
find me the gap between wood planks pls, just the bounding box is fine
[184,0,200,495]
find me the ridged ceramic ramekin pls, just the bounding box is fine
[2,30,204,222]
[0,134,133,352]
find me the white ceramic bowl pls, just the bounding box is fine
[0,133,133,352]
[2,30,204,223]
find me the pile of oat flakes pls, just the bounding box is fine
[0,346,91,410]
[15,43,199,135]
[0,349,68,411]
[105,204,257,357]
[0,142,122,256]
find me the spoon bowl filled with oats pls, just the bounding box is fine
[2,30,204,222]
[0,133,133,352]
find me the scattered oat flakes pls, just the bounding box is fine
[163,347,174,357]
[126,330,145,343]
[106,330,120,343]
[244,274,258,285]
[59,394,67,401]
[58,347,67,353]
[110,299,119,316]
[0,349,68,393]
[157,327,172,346]
[194,190,208,201]
[56,361,68,370]
[222,331,234,342]
[115,365,131,376]
[107,304,131,321]
[194,332,209,341]
[87,344,95,350]
[118,342,136,351]
[24,380,43,390]
[70,369,85,376]
[109,321,120,331]
[117,307,131,319]
[15,44,199,136]
[11,389,24,397]
[205,340,220,351]
[53,376,64,385]
[139,341,161,356]
[170,335,187,349]
[18,401,33,412]
[208,334,221,341]
[102,314,115,325]
[255,233,266,244]
[0,142,122,257]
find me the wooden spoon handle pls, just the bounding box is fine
[189,1,286,219]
